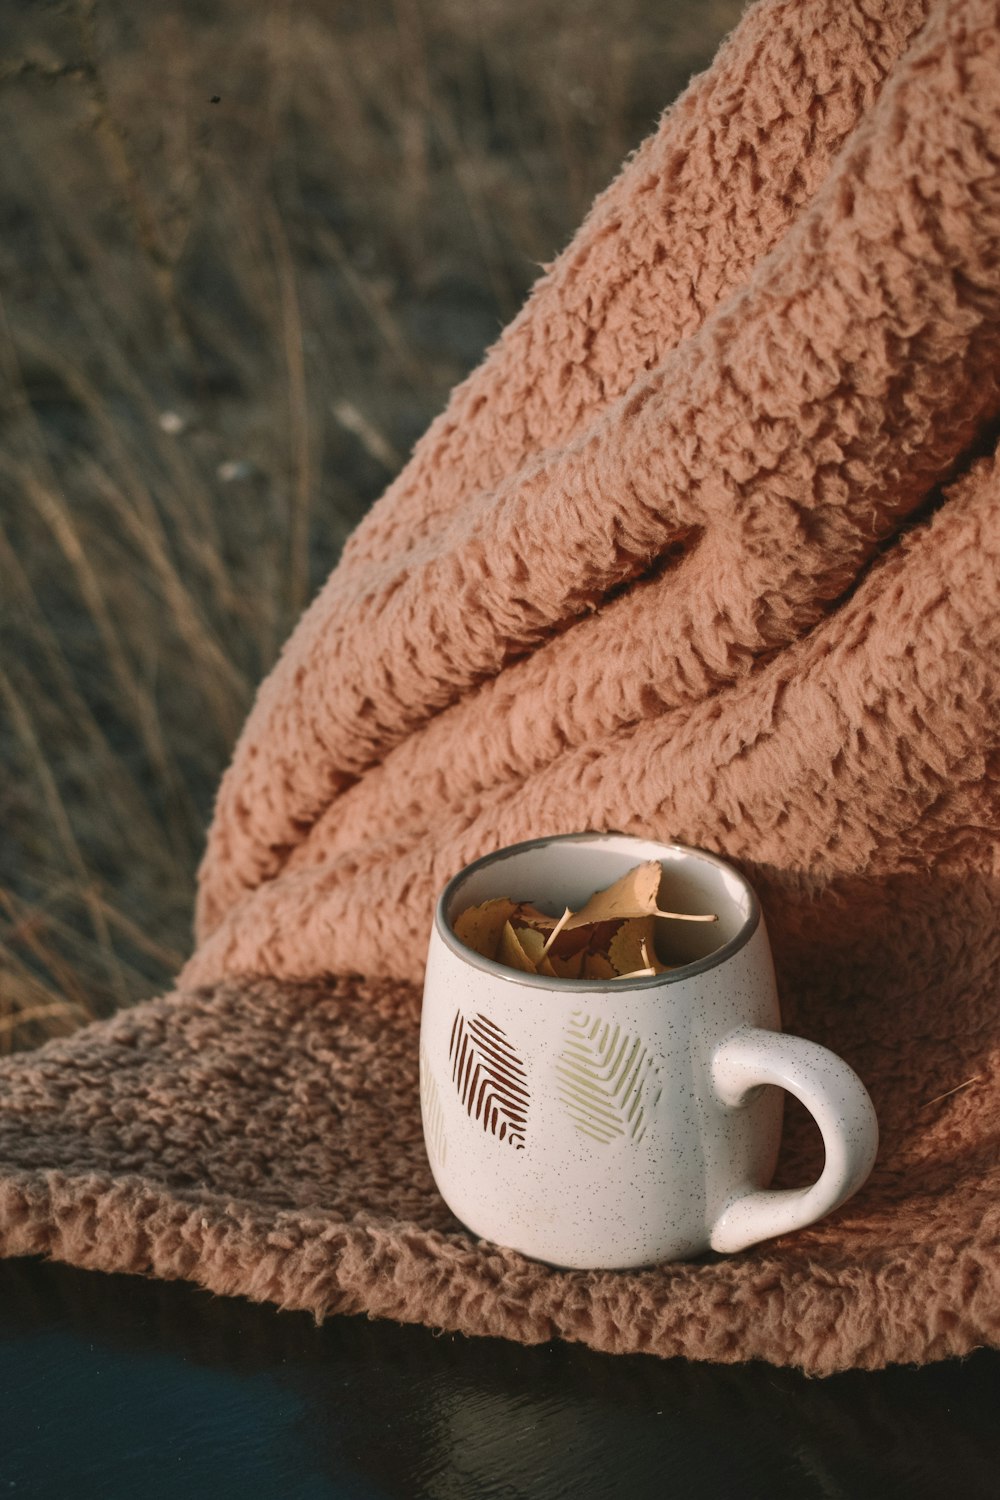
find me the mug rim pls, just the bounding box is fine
[435,830,761,991]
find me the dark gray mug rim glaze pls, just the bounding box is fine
[436,830,761,992]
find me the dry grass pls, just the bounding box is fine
[0,0,744,1050]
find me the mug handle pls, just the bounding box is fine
[709,1026,879,1254]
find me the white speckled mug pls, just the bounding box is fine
[420,831,878,1270]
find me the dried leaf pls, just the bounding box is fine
[452,859,716,980]
[608,915,658,977]
[454,897,518,960]
[563,859,717,930]
[540,905,573,956]
[510,902,562,930]
[513,903,591,961]
[583,918,624,955]
[499,920,538,974]
[514,925,560,978]
[547,948,584,980]
[582,952,617,981]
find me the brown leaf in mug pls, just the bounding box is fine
[499,920,538,974]
[510,902,562,930]
[547,948,584,980]
[544,923,593,962]
[453,860,715,979]
[583,918,624,956]
[608,915,659,976]
[563,859,717,930]
[582,952,617,981]
[454,897,518,960]
[514,925,560,978]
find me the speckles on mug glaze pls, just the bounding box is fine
[424,911,784,1266]
[448,1010,529,1149]
[555,1011,663,1145]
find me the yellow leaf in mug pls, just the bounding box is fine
[608,915,658,977]
[452,860,713,978]
[544,923,593,962]
[454,897,518,960]
[511,902,562,930]
[548,948,584,980]
[582,952,617,981]
[583,918,623,956]
[514,925,559,977]
[563,859,718,931]
[499,920,538,974]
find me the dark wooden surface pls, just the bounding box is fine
[1,1255,997,1500]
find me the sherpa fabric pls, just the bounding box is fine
[2,0,1000,1376]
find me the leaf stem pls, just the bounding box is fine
[540,904,572,956]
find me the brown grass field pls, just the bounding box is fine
[0,0,743,1050]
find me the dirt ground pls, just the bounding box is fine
[0,0,744,1045]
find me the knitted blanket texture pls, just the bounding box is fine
[4,0,1000,1375]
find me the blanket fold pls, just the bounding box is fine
[3,0,1000,1374]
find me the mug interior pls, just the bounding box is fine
[440,831,758,986]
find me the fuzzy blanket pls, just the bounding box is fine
[3,0,1000,1376]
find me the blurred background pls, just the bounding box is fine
[0,0,744,1049]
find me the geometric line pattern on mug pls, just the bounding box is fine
[555,1010,662,1145]
[448,1009,529,1149]
[419,1040,447,1170]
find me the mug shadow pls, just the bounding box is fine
[734,862,1000,1227]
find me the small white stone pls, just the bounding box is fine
[158,410,186,435]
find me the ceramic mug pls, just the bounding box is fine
[419,831,879,1270]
